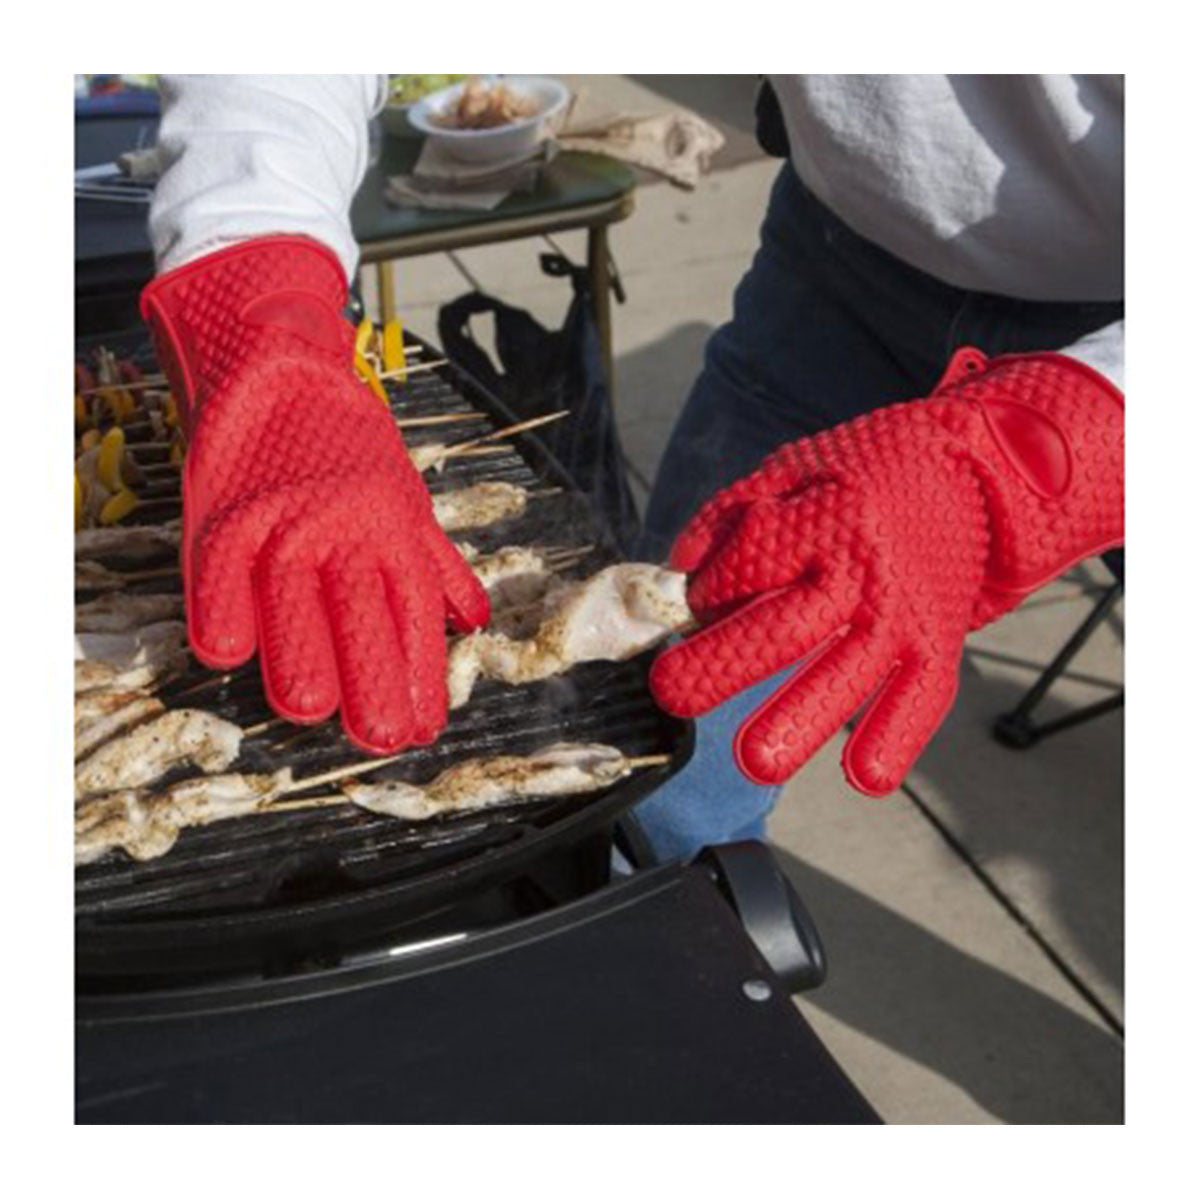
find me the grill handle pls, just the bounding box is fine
[699,841,827,995]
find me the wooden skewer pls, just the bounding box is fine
[625,755,672,770]
[78,376,168,396]
[260,793,346,814]
[163,672,236,700]
[377,358,449,380]
[242,716,287,738]
[396,411,486,429]
[447,410,568,456]
[421,443,514,464]
[283,752,410,794]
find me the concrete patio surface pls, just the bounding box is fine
[365,75,1124,1124]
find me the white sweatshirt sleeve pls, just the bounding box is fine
[149,74,388,279]
[1058,320,1124,392]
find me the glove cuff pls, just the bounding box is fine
[928,347,1124,620]
[140,235,351,433]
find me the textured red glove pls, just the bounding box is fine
[141,236,490,754]
[650,348,1124,795]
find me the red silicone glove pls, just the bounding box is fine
[650,348,1124,795]
[141,236,490,754]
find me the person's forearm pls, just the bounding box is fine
[149,74,387,278]
[1058,319,1124,391]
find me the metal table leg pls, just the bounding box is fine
[993,581,1124,749]
[376,259,397,325]
[587,225,614,393]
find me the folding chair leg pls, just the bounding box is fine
[993,582,1124,749]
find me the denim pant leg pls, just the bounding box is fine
[633,167,922,864]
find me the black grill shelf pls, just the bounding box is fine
[75,329,691,980]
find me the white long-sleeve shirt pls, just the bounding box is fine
[149,74,387,278]
[149,73,1123,386]
[770,74,1124,386]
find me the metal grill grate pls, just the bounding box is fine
[75,330,689,977]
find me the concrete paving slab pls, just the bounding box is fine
[902,583,1125,1022]
[771,735,1124,1123]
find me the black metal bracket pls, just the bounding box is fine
[698,841,827,994]
[993,580,1124,750]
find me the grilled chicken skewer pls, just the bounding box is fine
[75,655,186,697]
[448,564,692,708]
[75,769,294,865]
[75,743,671,865]
[431,481,534,531]
[74,708,245,800]
[75,521,182,563]
[74,621,190,696]
[75,620,187,672]
[75,592,183,633]
[74,691,165,761]
[76,561,180,592]
[341,742,642,820]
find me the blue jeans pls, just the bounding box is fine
[633,164,1123,864]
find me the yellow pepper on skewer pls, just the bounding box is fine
[354,351,390,405]
[355,318,376,359]
[382,318,406,378]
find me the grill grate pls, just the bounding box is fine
[75,329,689,975]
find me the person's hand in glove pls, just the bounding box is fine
[141,235,490,754]
[649,348,1124,795]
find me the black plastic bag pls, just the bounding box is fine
[438,253,641,553]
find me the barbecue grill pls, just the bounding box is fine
[75,322,877,1123]
[76,329,691,986]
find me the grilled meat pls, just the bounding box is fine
[448,564,691,707]
[75,520,181,562]
[75,769,293,865]
[343,742,632,821]
[432,482,528,531]
[75,691,165,761]
[75,592,183,633]
[74,708,244,800]
[75,620,187,681]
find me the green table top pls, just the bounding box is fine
[351,133,636,260]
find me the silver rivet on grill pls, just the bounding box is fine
[742,979,772,1002]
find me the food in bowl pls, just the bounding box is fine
[430,78,540,130]
[388,74,467,107]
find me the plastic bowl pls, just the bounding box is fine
[408,75,570,164]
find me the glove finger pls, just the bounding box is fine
[669,444,826,572]
[422,525,491,632]
[650,562,856,718]
[686,485,841,619]
[186,498,277,669]
[321,557,416,754]
[253,550,340,725]
[734,627,892,786]
[842,650,961,797]
[669,496,752,574]
[381,561,450,746]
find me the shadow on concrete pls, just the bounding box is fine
[612,321,712,429]
[773,847,1124,1123]
[627,75,765,171]
[904,649,1125,1022]
[612,321,712,513]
